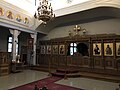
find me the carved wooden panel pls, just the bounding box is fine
[45,55,50,65]
[104,57,114,69]
[39,55,47,65]
[116,58,120,71]
[69,57,76,66]
[67,56,72,66]
[58,56,66,67]
[0,64,9,76]
[72,56,78,66]
[93,57,103,69]
[51,55,58,67]
[82,56,90,67]
[117,62,120,71]
[38,34,120,76]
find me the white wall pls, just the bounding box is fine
[41,19,120,40]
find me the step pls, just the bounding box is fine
[51,72,81,78]
[56,68,79,74]
[67,73,81,78]
[51,72,65,77]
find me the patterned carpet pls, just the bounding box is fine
[9,76,84,90]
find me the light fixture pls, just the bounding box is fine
[34,0,55,24]
[73,25,81,35]
[69,25,87,37]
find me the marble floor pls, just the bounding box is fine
[0,70,119,90]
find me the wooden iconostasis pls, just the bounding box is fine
[37,34,120,75]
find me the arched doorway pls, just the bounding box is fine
[77,43,89,56]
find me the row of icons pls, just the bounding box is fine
[0,7,29,24]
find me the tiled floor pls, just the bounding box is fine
[0,70,119,90]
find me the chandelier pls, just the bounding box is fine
[34,0,55,24]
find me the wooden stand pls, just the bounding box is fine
[0,64,9,76]
[11,62,23,73]
[0,52,11,76]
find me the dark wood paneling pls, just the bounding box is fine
[37,34,120,76]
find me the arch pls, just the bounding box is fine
[77,43,89,56]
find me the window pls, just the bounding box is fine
[70,43,77,55]
[16,44,18,55]
[8,36,18,55]
[8,37,12,52]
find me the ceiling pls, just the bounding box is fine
[36,6,120,34]
[3,0,90,15]
[3,0,120,35]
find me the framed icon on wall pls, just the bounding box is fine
[59,45,65,55]
[52,45,58,54]
[0,7,4,16]
[40,45,46,54]
[104,43,113,56]
[93,43,101,56]
[24,17,29,24]
[116,42,120,56]
[16,14,22,22]
[46,45,51,54]
[7,10,14,19]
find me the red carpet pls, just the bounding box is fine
[47,83,84,90]
[10,76,84,90]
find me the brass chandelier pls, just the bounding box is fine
[34,0,55,24]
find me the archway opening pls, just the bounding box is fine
[77,43,89,56]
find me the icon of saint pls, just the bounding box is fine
[0,7,4,16]
[105,44,112,55]
[60,45,64,54]
[7,11,13,19]
[94,44,100,55]
[16,14,22,22]
[47,46,51,54]
[24,17,29,24]
[117,45,120,55]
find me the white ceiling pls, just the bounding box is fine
[3,0,90,16]
[2,0,120,35]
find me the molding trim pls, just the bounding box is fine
[55,0,120,17]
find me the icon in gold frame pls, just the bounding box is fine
[116,42,120,56]
[59,45,65,55]
[52,45,58,54]
[104,43,113,56]
[7,10,14,19]
[40,45,46,54]
[46,45,51,54]
[93,43,101,56]
[0,7,4,16]
[16,14,22,22]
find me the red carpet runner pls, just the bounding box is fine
[10,76,84,90]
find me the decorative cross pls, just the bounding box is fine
[74,25,86,35]
[69,25,87,37]
[73,25,82,35]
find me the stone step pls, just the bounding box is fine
[56,68,79,74]
[51,72,81,78]
[51,68,80,78]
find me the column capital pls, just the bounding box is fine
[30,33,37,39]
[9,29,14,35]
[9,29,21,37]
